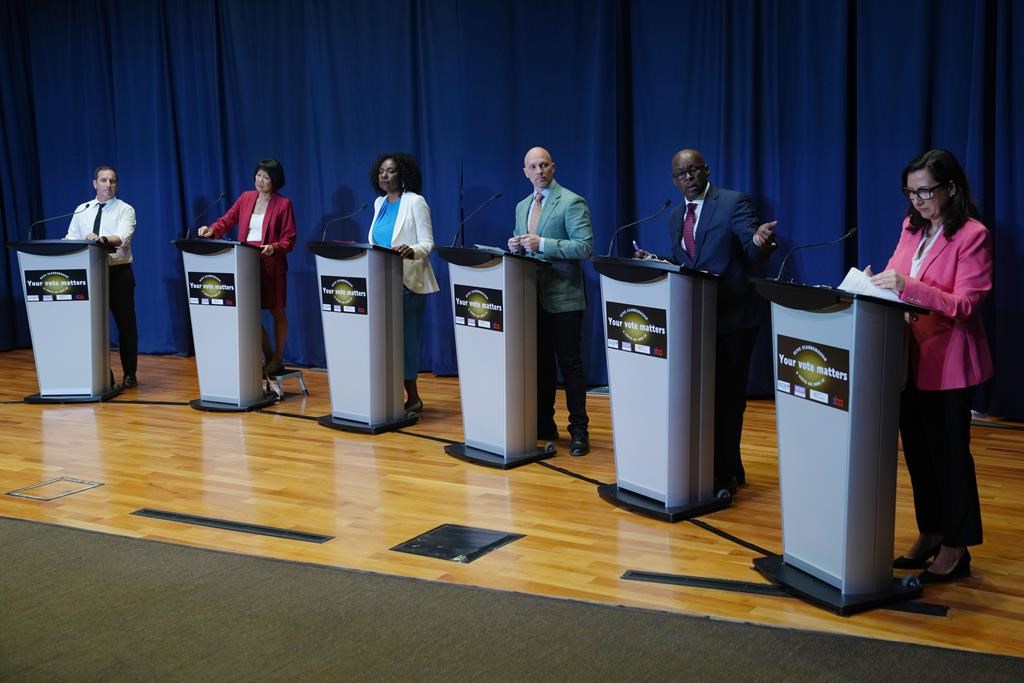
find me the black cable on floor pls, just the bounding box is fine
[687,517,777,558]
[394,429,460,445]
[535,460,608,486]
[257,409,319,422]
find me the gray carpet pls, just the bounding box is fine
[1,515,1021,682]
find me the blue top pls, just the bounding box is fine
[371,196,401,248]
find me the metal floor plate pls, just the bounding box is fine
[392,523,524,563]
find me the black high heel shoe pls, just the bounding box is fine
[893,542,942,569]
[918,549,971,584]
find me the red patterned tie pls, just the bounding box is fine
[682,202,697,256]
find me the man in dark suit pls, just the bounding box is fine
[653,148,778,493]
[508,147,594,456]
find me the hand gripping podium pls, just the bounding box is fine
[592,256,729,521]
[173,239,277,412]
[751,278,926,614]
[308,242,416,434]
[436,246,555,468]
[7,240,122,402]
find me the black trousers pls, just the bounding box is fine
[536,308,588,435]
[108,264,138,376]
[899,383,983,547]
[713,326,758,484]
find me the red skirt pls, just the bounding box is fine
[256,251,287,310]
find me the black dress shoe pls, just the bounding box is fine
[919,549,971,584]
[122,374,138,389]
[569,433,590,456]
[893,541,942,569]
[537,426,559,441]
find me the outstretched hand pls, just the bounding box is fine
[756,221,778,249]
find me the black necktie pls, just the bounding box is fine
[92,203,105,235]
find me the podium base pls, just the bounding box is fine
[753,554,922,616]
[444,442,556,470]
[189,395,279,412]
[597,483,731,522]
[25,385,123,404]
[317,413,418,435]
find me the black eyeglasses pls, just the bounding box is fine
[902,183,943,200]
[673,165,708,180]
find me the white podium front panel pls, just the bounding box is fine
[316,251,403,424]
[183,246,263,405]
[773,300,905,595]
[601,272,716,507]
[450,256,536,457]
[18,245,110,396]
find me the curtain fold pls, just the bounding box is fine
[1,0,1021,417]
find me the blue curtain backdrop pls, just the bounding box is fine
[2,0,1021,418]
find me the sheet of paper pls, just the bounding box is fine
[837,267,902,302]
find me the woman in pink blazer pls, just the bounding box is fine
[199,159,297,375]
[869,149,993,583]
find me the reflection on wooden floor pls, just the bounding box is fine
[1,348,1022,657]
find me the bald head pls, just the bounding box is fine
[524,147,556,191]
[672,148,710,201]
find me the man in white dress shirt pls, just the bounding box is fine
[64,166,139,387]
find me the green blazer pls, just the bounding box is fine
[514,180,594,313]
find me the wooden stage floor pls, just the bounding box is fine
[1,349,1022,657]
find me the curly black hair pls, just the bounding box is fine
[369,152,423,195]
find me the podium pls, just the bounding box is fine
[751,278,925,614]
[7,240,122,402]
[308,242,416,434]
[173,239,276,412]
[436,246,554,468]
[592,256,729,521]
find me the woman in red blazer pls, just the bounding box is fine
[198,159,297,375]
[869,149,993,583]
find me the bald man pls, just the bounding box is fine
[508,147,594,455]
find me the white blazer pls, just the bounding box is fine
[368,191,440,294]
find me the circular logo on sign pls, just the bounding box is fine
[619,307,651,343]
[330,279,357,305]
[199,275,225,299]
[40,272,72,295]
[794,344,829,387]
[466,289,491,320]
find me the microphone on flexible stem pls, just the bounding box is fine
[320,203,368,242]
[451,192,502,248]
[27,203,91,241]
[775,227,858,281]
[605,199,672,257]
[184,192,226,240]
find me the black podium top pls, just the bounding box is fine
[306,241,400,260]
[6,239,112,256]
[435,245,551,268]
[591,255,717,284]
[171,239,260,255]
[752,277,928,314]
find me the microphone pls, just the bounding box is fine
[184,192,226,240]
[320,203,368,242]
[451,192,502,248]
[27,203,91,241]
[605,199,672,257]
[775,227,858,281]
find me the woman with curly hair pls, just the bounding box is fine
[367,152,439,411]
